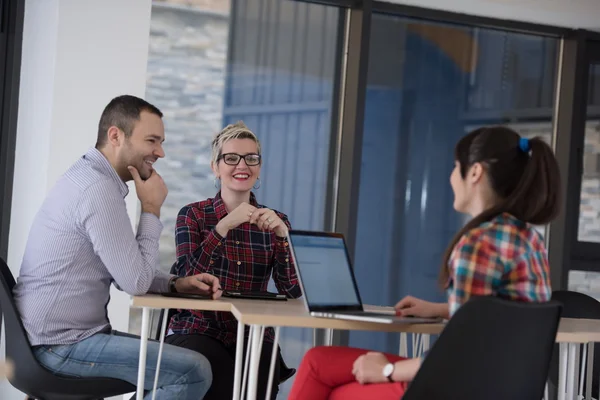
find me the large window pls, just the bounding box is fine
[568,59,600,299]
[135,1,341,397]
[578,64,600,243]
[0,0,25,260]
[131,0,600,389]
[222,2,341,397]
[350,13,559,353]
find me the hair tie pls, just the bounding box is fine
[519,137,531,153]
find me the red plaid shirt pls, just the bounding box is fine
[446,212,551,316]
[167,191,301,345]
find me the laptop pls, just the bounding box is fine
[287,230,441,324]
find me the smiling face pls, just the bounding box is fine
[116,110,165,180]
[212,138,261,193]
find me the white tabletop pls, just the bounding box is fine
[131,295,600,343]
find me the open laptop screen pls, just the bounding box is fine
[289,232,362,311]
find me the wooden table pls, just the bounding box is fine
[132,295,600,400]
[132,295,443,400]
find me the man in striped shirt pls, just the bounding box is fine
[13,95,220,399]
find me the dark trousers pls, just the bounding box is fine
[165,333,280,400]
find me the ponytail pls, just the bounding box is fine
[504,138,561,225]
[439,130,561,287]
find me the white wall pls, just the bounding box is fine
[386,0,600,31]
[2,0,152,398]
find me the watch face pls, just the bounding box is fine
[383,363,394,377]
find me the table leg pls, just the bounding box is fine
[247,325,265,400]
[136,307,151,400]
[233,321,245,400]
[399,333,407,357]
[586,342,593,400]
[257,326,266,360]
[325,328,333,346]
[422,334,430,353]
[265,327,281,400]
[151,309,169,400]
[566,343,578,400]
[241,324,255,400]
[579,343,587,399]
[558,343,568,400]
[574,344,581,400]
[412,334,421,357]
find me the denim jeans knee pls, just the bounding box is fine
[179,349,213,394]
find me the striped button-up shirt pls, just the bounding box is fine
[13,147,172,346]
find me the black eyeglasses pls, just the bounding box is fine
[218,153,262,166]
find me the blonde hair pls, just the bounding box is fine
[211,121,261,164]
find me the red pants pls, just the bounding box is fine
[288,346,408,400]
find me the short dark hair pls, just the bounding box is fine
[95,95,163,148]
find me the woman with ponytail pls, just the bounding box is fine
[288,126,562,400]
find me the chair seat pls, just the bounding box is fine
[14,372,136,400]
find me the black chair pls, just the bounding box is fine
[403,296,562,400]
[0,257,136,400]
[548,290,600,396]
[156,263,296,384]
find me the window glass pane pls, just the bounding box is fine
[135,1,341,397]
[352,14,558,353]
[569,270,600,301]
[222,4,341,395]
[578,63,600,242]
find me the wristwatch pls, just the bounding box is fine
[383,362,395,382]
[169,277,180,293]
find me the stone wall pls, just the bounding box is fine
[129,2,229,334]
[154,0,230,14]
[147,4,229,273]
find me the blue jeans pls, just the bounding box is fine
[33,330,212,400]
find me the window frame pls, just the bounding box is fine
[0,0,25,261]
[564,39,600,275]
[310,1,600,343]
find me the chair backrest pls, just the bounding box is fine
[552,290,600,319]
[548,290,600,393]
[0,257,73,392]
[0,257,45,371]
[403,296,562,400]
[0,257,138,399]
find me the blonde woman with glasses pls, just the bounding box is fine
[165,121,301,400]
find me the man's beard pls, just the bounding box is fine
[120,146,151,180]
[133,156,151,180]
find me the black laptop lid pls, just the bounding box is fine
[288,230,364,312]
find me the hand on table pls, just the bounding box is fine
[175,273,222,300]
